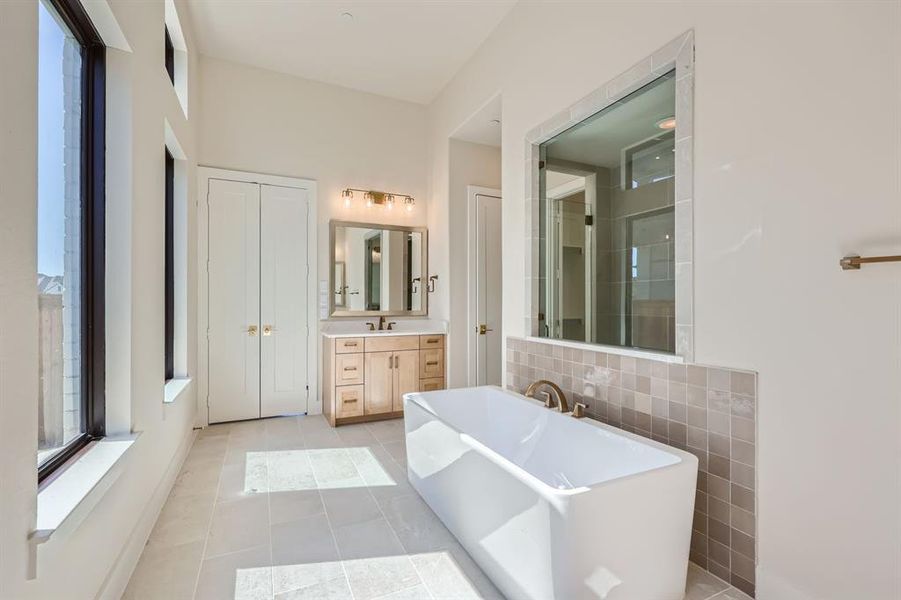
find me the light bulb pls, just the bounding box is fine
[341,189,353,208]
[385,194,395,210]
[364,192,373,208]
[404,196,414,212]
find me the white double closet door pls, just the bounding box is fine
[207,179,310,423]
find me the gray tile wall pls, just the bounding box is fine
[505,336,757,597]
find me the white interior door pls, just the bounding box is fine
[260,184,309,417]
[476,191,502,385]
[208,179,260,423]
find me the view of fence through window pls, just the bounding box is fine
[37,0,83,466]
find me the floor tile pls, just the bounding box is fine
[710,587,755,600]
[269,489,325,525]
[307,448,366,489]
[333,517,406,560]
[275,574,354,599]
[267,449,317,492]
[271,513,339,566]
[195,544,272,600]
[372,583,432,599]
[412,544,504,600]
[123,540,203,600]
[343,555,422,600]
[272,561,346,597]
[205,495,270,558]
[146,490,215,549]
[321,487,383,528]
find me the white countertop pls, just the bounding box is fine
[320,319,447,339]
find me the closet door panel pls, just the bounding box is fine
[207,179,261,423]
[260,184,310,418]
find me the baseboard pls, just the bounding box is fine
[95,423,198,600]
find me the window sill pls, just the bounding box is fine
[522,336,684,364]
[164,377,192,404]
[32,434,139,544]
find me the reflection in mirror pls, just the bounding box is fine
[539,70,676,353]
[330,222,427,316]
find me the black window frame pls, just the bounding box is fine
[38,0,106,483]
[164,27,174,84]
[164,149,175,382]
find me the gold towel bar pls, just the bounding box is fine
[840,254,901,270]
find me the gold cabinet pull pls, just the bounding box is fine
[426,338,439,344]
[343,366,357,371]
[426,361,438,366]
[344,341,358,347]
[263,325,274,336]
[247,325,258,336]
[342,397,358,404]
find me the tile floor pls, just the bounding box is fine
[124,415,752,600]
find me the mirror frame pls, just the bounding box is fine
[328,220,429,318]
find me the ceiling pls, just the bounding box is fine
[186,0,517,105]
[545,75,675,169]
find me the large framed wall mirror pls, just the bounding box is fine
[539,70,677,353]
[329,221,428,317]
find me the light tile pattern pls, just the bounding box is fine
[522,30,696,361]
[126,413,751,600]
[506,336,757,597]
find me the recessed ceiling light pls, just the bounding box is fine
[656,116,676,130]
[340,11,354,21]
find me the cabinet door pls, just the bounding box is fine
[364,351,394,415]
[420,348,445,379]
[393,350,420,412]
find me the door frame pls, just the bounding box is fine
[466,185,502,387]
[197,167,318,427]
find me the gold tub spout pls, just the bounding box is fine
[524,380,569,413]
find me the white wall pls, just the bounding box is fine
[0,0,201,597]
[446,139,502,386]
[427,2,901,599]
[197,56,429,304]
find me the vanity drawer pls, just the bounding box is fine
[420,334,444,349]
[335,353,364,386]
[336,385,364,418]
[420,377,445,392]
[365,335,420,353]
[420,348,445,379]
[335,337,364,354]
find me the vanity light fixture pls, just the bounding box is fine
[656,116,677,131]
[340,187,416,212]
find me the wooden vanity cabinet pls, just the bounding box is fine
[323,334,446,426]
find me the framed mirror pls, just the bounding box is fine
[329,221,428,317]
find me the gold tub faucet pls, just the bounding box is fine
[524,380,569,413]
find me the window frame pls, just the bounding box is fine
[38,0,106,483]
[164,26,174,84]
[164,149,175,382]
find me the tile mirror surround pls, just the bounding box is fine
[523,30,695,361]
[506,336,757,597]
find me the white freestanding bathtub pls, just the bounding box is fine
[403,386,698,600]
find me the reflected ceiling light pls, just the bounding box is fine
[656,116,676,130]
[341,189,354,208]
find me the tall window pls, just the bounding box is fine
[37,0,105,481]
[164,27,174,84]
[164,149,174,381]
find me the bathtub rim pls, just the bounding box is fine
[403,385,698,498]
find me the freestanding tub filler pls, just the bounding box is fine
[404,386,698,600]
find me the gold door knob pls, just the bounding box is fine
[247,325,258,336]
[478,324,493,335]
[263,325,273,336]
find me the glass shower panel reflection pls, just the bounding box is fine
[539,70,676,353]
